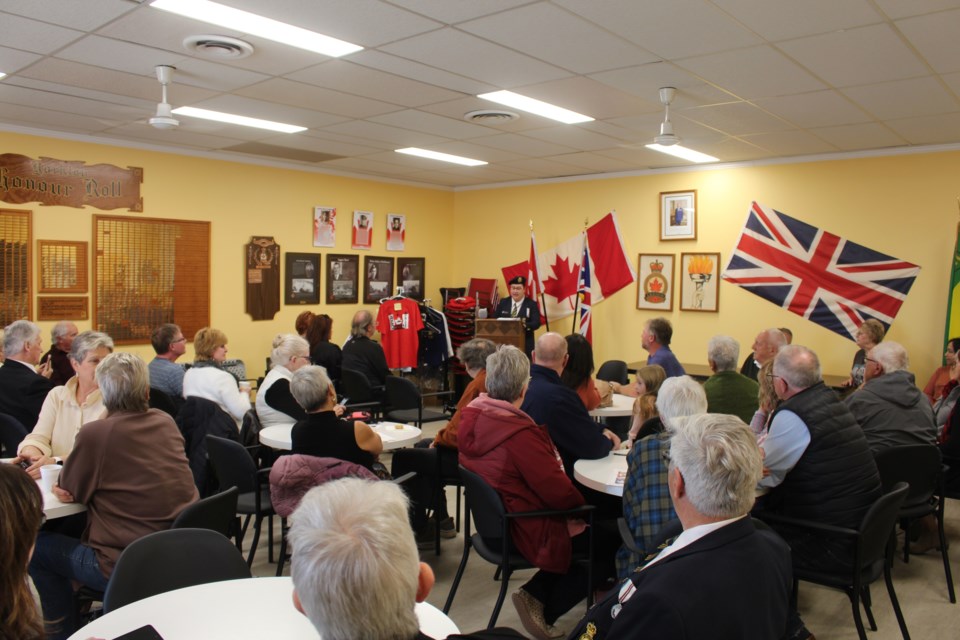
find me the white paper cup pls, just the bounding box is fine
[239,381,252,393]
[40,464,61,493]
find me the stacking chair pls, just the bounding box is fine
[341,368,384,419]
[102,528,250,613]
[443,466,595,628]
[205,435,274,566]
[384,376,453,428]
[0,412,27,457]
[172,486,240,539]
[760,483,911,640]
[874,443,955,602]
[596,360,629,385]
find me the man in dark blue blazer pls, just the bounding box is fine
[0,320,56,430]
[494,275,541,358]
[566,413,796,640]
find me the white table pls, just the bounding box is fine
[588,393,634,418]
[0,461,88,520]
[574,451,629,497]
[259,422,421,451]
[68,576,460,640]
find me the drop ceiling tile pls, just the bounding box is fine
[753,91,872,128]
[589,62,734,106]
[301,128,396,151]
[0,83,145,122]
[318,156,423,177]
[0,46,42,75]
[370,109,493,139]
[348,50,495,95]
[739,130,839,155]
[0,0,136,31]
[0,12,84,54]
[146,116,286,142]
[548,152,644,173]
[56,35,190,77]
[885,112,960,144]
[896,9,960,74]
[507,76,658,120]
[412,139,522,163]
[0,103,111,133]
[287,60,463,107]
[940,71,960,97]
[842,76,959,120]
[387,0,535,24]
[186,94,348,129]
[496,155,594,176]
[679,45,826,99]
[318,119,449,147]
[593,145,693,169]
[468,132,579,156]
[688,137,774,162]
[235,78,402,118]
[253,134,383,157]
[682,102,794,136]
[810,122,908,150]
[712,0,882,41]
[872,0,960,20]
[101,123,250,150]
[522,125,626,152]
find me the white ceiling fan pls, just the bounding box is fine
[149,65,179,130]
[646,87,718,163]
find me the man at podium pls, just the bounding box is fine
[494,275,541,358]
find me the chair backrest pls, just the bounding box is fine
[857,482,910,568]
[206,435,258,494]
[149,387,181,418]
[221,358,247,381]
[874,444,941,508]
[102,528,251,613]
[171,486,239,538]
[597,360,629,385]
[342,368,376,404]
[460,465,508,541]
[385,376,420,411]
[0,412,27,457]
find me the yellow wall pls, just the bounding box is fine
[3,129,955,387]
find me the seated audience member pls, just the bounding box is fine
[627,364,667,442]
[29,353,198,639]
[749,361,780,441]
[642,317,685,378]
[288,478,525,640]
[256,334,313,429]
[561,333,602,411]
[618,376,708,578]
[703,335,759,424]
[148,323,187,399]
[759,345,881,573]
[0,320,56,430]
[460,345,610,640]
[290,365,382,471]
[182,326,250,426]
[342,310,390,392]
[740,327,787,381]
[925,337,959,404]
[779,327,794,344]
[845,341,936,454]
[843,318,885,388]
[295,310,315,339]
[570,413,793,639]
[41,321,78,386]
[434,338,497,451]
[522,333,619,475]
[306,313,342,388]
[0,464,45,640]
[934,358,960,433]
[16,331,113,477]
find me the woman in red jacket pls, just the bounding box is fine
[458,345,588,640]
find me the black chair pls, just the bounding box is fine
[205,435,275,566]
[172,486,240,539]
[148,387,181,418]
[0,412,27,458]
[874,444,955,603]
[596,360,629,385]
[760,483,911,640]
[384,376,453,428]
[341,368,384,419]
[443,466,595,628]
[102,528,251,613]
[433,446,464,555]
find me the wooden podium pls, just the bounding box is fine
[476,318,524,349]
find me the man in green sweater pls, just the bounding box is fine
[704,335,759,424]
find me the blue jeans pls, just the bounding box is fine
[29,531,110,640]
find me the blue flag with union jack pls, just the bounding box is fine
[721,202,920,341]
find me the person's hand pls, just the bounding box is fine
[37,358,53,379]
[566,518,587,537]
[53,484,75,503]
[602,429,621,450]
[15,446,47,479]
[24,455,56,479]
[333,404,345,417]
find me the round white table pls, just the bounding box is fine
[259,422,421,451]
[574,451,629,497]
[68,576,460,640]
[588,393,634,418]
[0,462,89,520]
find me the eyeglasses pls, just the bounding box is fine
[864,357,878,364]
[172,337,187,343]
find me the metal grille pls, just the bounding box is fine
[0,209,31,324]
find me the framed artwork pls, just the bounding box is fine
[660,190,697,241]
[396,257,425,301]
[38,240,88,294]
[326,254,359,304]
[363,256,394,304]
[680,252,720,312]
[285,252,320,305]
[386,213,405,251]
[637,253,674,311]
[313,206,336,248]
[352,210,373,250]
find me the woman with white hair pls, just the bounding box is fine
[256,333,314,429]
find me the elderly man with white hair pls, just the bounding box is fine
[845,340,936,455]
[42,320,78,386]
[740,327,787,381]
[703,335,759,424]
[617,376,707,578]
[0,320,56,429]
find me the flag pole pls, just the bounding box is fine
[571,218,588,334]
[531,219,550,332]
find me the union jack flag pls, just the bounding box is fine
[578,233,592,343]
[721,202,920,341]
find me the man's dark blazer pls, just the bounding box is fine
[566,517,792,639]
[0,360,56,431]
[494,297,541,356]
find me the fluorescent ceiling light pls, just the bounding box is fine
[477,90,593,124]
[151,0,362,57]
[0,72,6,79]
[172,106,306,133]
[396,148,487,167]
[645,143,719,164]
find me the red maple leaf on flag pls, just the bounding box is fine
[543,255,580,307]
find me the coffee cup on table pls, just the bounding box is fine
[239,381,252,394]
[40,464,61,493]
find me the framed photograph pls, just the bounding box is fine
[386,213,406,251]
[285,252,320,305]
[660,190,697,241]
[396,257,425,301]
[680,252,720,312]
[637,253,675,311]
[313,206,336,248]
[363,256,394,304]
[352,210,373,250]
[326,254,359,304]
[38,240,88,293]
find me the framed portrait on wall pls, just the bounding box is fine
[637,253,674,311]
[680,252,720,312]
[313,206,336,248]
[386,213,405,251]
[352,210,373,250]
[396,257,425,301]
[660,190,697,241]
[326,254,359,304]
[284,252,320,305]
[363,256,394,304]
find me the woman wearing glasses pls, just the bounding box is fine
[256,334,314,429]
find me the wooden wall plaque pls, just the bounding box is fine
[38,297,88,321]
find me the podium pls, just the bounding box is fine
[476,318,524,350]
